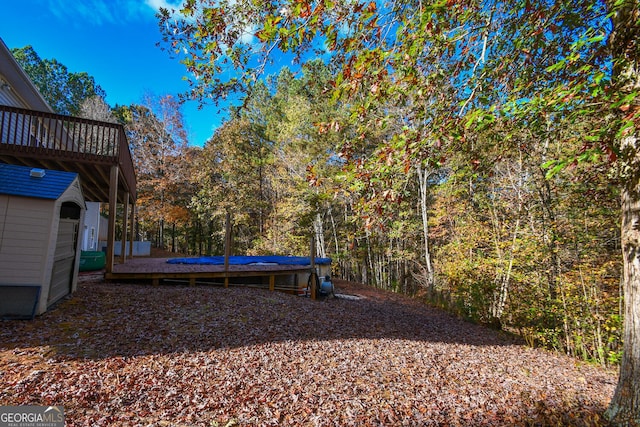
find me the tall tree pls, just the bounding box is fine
[194,115,273,252]
[11,45,106,116]
[121,94,190,249]
[157,1,639,422]
[263,63,346,257]
[604,2,639,423]
[79,95,118,124]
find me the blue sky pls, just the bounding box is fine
[1,0,224,147]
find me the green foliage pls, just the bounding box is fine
[155,0,634,372]
[188,63,348,257]
[11,45,106,116]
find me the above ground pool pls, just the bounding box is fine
[166,255,331,266]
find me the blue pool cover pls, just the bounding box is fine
[167,255,331,266]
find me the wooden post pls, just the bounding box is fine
[269,275,275,291]
[310,235,317,300]
[224,211,231,288]
[105,165,118,274]
[129,201,135,259]
[120,192,129,264]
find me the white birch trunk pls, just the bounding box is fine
[417,164,434,287]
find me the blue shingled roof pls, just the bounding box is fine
[0,163,78,200]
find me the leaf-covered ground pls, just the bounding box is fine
[1,275,617,426]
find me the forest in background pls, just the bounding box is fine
[125,63,624,369]
[11,0,640,422]
[12,42,624,371]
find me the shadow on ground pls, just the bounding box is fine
[0,277,617,426]
[0,277,525,360]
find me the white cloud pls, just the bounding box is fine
[45,0,178,25]
[145,0,184,13]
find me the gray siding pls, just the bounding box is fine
[48,218,78,305]
[0,73,29,108]
[0,195,53,283]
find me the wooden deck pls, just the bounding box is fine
[105,257,314,292]
[0,104,136,203]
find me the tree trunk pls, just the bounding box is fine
[329,206,339,254]
[171,222,176,253]
[158,219,165,250]
[607,152,640,425]
[606,1,640,424]
[417,164,435,288]
[314,213,326,258]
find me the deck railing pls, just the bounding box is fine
[0,104,136,200]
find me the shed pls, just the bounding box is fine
[0,163,85,318]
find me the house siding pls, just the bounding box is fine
[0,71,30,108]
[0,195,52,284]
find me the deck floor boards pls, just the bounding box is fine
[104,257,314,291]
